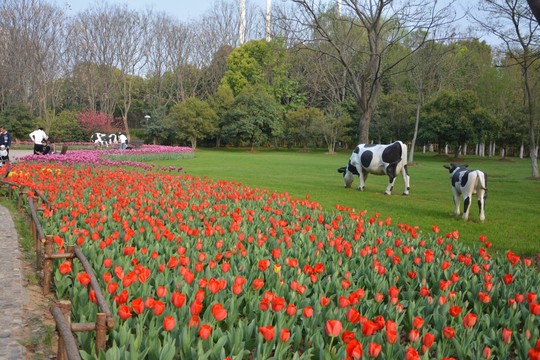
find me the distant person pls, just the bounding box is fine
[40,139,51,155]
[47,138,57,154]
[118,132,127,150]
[0,145,8,166]
[0,125,11,155]
[29,127,47,155]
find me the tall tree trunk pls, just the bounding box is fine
[524,67,539,177]
[409,95,422,163]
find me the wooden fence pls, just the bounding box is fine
[0,180,115,359]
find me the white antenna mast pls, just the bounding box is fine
[239,0,246,44]
[266,0,272,41]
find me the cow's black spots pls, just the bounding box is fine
[464,196,470,214]
[381,142,401,164]
[361,151,373,168]
[461,172,469,188]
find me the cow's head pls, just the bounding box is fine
[338,161,356,188]
[443,163,468,174]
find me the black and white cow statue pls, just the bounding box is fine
[106,133,118,144]
[91,133,107,146]
[91,133,118,147]
[443,163,487,221]
[338,141,410,195]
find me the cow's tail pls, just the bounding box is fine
[478,171,487,191]
[400,141,408,165]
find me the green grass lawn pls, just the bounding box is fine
[156,148,540,256]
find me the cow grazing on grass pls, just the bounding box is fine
[443,163,487,221]
[338,141,410,195]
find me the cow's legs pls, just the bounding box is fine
[477,188,486,222]
[402,165,410,196]
[452,188,461,217]
[462,195,471,221]
[385,175,396,195]
[357,170,368,191]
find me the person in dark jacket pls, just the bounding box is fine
[0,126,11,155]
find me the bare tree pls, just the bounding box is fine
[284,0,454,144]
[473,0,540,177]
[67,4,121,115]
[113,6,148,139]
[0,0,67,129]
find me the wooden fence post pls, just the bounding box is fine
[96,313,107,354]
[17,185,23,210]
[43,235,54,295]
[57,301,72,360]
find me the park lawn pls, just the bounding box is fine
[156,147,540,256]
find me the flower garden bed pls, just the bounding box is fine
[1,157,539,359]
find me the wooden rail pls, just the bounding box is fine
[0,180,114,357]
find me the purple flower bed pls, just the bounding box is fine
[19,145,194,171]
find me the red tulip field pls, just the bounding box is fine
[2,160,539,359]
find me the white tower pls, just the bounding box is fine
[239,0,246,44]
[266,0,272,41]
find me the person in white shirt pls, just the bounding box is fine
[118,132,127,150]
[29,127,48,154]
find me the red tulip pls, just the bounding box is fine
[190,300,203,316]
[363,320,378,337]
[199,324,212,339]
[346,340,363,359]
[189,316,200,329]
[325,320,342,337]
[463,313,477,328]
[317,296,330,307]
[409,329,420,342]
[286,303,297,316]
[152,300,165,316]
[259,298,270,311]
[258,325,275,341]
[272,296,286,312]
[77,273,91,286]
[280,328,290,342]
[303,306,314,318]
[118,305,132,320]
[423,332,435,348]
[252,278,264,290]
[413,316,424,329]
[443,326,455,339]
[405,347,420,360]
[449,305,461,317]
[163,315,175,331]
[501,328,512,344]
[171,292,186,308]
[341,330,355,344]
[386,330,398,344]
[131,297,145,315]
[368,342,382,358]
[346,307,360,323]
[156,286,167,298]
[503,274,513,284]
[211,303,227,321]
